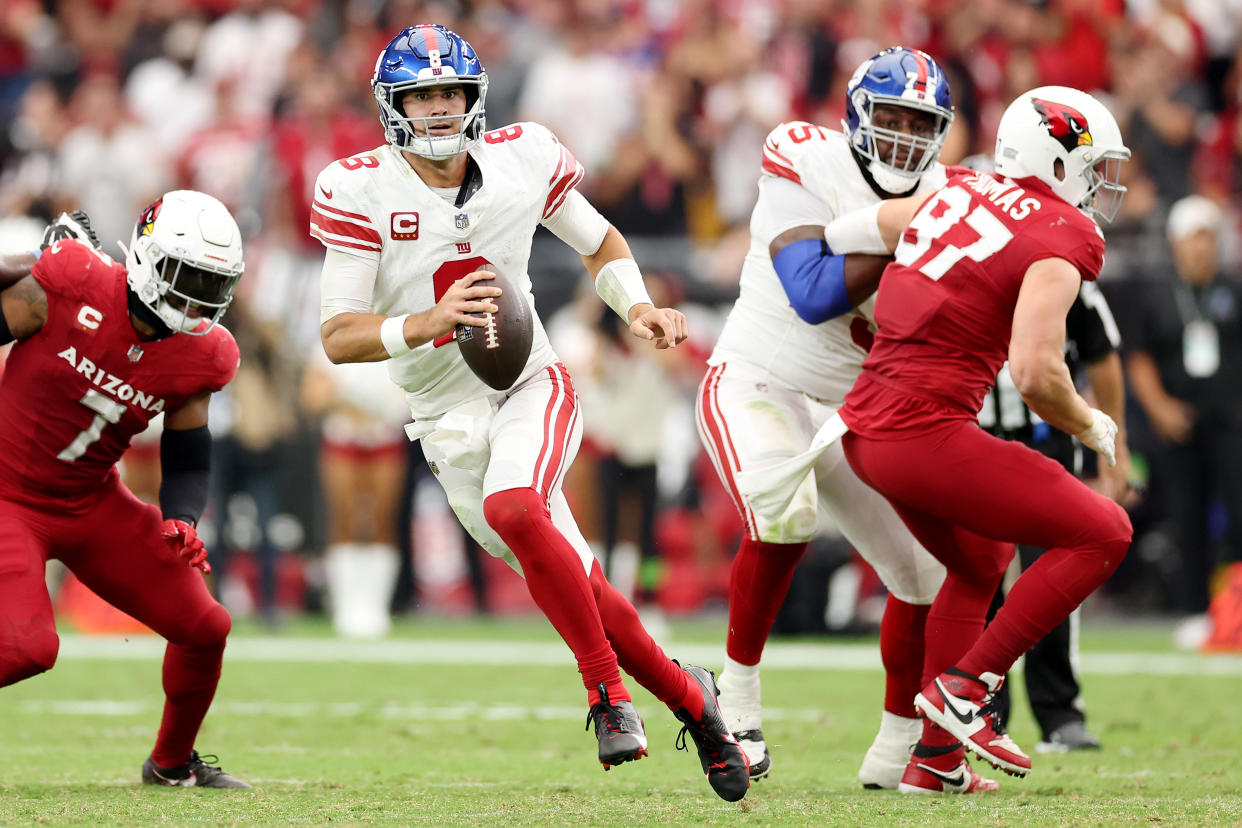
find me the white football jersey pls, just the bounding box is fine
[311,122,585,419]
[710,121,948,404]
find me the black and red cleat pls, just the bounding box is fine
[585,683,649,770]
[672,663,751,802]
[141,750,250,788]
[915,667,1031,777]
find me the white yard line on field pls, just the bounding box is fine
[53,634,1242,675]
[15,699,833,720]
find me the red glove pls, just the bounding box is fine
[162,519,210,573]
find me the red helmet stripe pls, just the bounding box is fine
[911,51,929,96]
[419,25,440,55]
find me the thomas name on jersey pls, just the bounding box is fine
[56,344,165,412]
[960,172,1043,221]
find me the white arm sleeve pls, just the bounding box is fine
[751,176,834,248]
[823,201,887,255]
[541,189,611,255]
[320,247,379,323]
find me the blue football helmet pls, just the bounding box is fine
[372,24,488,159]
[844,47,954,194]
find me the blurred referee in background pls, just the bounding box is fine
[980,279,1130,752]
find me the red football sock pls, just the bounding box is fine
[484,488,626,706]
[725,537,808,665]
[922,570,1001,688]
[588,562,701,718]
[151,606,230,768]
[920,720,960,749]
[880,596,929,718]
[959,541,1126,678]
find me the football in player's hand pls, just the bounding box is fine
[456,269,533,390]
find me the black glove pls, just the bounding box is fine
[41,210,102,250]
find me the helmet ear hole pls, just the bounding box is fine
[1053,158,1066,182]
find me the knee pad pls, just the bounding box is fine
[884,558,946,606]
[483,488,547,538]
[0,625,58,686]
[182,602,232,650]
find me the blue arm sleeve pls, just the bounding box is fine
[770,238,852,324]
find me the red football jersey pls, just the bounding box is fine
[843,172,1105,436]
[0,240,239,511]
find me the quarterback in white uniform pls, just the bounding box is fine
[311,24,750,802]
[696,47,997,794]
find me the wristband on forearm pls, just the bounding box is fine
[595,258,653,322]
[380,314,411,357]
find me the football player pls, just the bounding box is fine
[0,193,249,788]
[695,47,992,792]
[825,85,1133,777]
[310,24,748,801]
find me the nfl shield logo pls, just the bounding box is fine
[127,344,144,362]
[455,213,469,231]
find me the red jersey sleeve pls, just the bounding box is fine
[202,325,240,393]
[1024,210,1106,281]
[942,164,977,181]
[31,240,118,303]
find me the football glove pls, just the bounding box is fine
[1075,408,1118,467]
[41,210,101,250]
[161,519,211,573]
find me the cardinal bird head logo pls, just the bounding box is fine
[136,197,163,237]
[1032,98,1092,153]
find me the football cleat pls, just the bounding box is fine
[715,669,771,780]
[1036,720,1101,753]
[915,667,1031,777]
[141,750,251,788]
[858,712,920,790]
[672,663,751,802]
[897,742,1000,795]
[733,729,771,780]
[585,683,649,770]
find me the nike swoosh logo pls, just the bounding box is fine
[919,763,966,789]
[152,768,197,787]
[936,679,977,725]
[320,186,333,199]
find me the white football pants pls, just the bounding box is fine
[410,362,595,578]
[696,361,944,604]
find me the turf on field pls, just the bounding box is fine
[1,616,1240,826]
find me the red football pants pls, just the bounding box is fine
[843,421,1131,679]
[0,479,231,767]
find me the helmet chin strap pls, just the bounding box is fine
[126,287,175,340]
[851,148,920,200]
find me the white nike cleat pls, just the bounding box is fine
[858,712,921,789]
[914,667,1031,777]
[715,666,771,780]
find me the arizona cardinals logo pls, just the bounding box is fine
[136,198,163,237]
[1032,98,1092,153]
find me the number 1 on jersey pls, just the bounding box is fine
[896,187,1014,281]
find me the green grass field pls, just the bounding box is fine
[2,615,1240,826]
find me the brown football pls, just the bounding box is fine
[455,269,533,390]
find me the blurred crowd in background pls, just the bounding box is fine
[3,0,1242,640]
